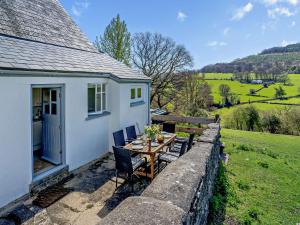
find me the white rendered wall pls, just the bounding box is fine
[0,75,149,208]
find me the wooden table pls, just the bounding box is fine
[125,133,176,181]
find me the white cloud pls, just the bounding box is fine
[71,0,90,17]
[291,20,296,26]
[177,11,187,22]
[260,0,299,6]
[286,0,299,6]
[208,41,228,47]
[268,7,294,18]
[232,3,254,21]
[281,40,296,46]
[223,27,231,36]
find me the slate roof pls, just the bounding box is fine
[0,0,150,81]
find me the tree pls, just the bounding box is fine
[219,84,231,106]
[274,86,286,99]
[180,74,213,116]
[132,32,193,107]
[94,14,131,66]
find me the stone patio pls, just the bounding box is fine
[0,154,150,225]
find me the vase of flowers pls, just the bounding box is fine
[144,124,160,142]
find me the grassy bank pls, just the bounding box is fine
[215,129,300,224]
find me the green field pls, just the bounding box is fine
[202,73,233,79]
[218,129,300,224]
[212,103,293,121]
[205,74,300,104]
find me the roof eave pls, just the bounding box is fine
[0,68,151,83]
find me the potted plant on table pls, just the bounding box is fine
[144,124,160,142]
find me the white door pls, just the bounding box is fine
[42,88,62,165]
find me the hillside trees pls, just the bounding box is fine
[225,106,300,135]
[179,74,213,116]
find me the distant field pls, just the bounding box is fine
[268,97,300,104]
[219,129,300,224]
[204,73,300,104]
[212,103,295,122]
[201,73,233,79]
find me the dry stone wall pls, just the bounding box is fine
[98,123,221,225]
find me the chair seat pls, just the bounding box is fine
[169,144,182,153]
[131,156,145,170]
[158,152,179,163]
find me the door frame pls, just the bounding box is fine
[30,84,66,180]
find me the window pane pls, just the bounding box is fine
[88,87,96,113]
[131,88,135,99]
[96,93,102,112]
[102,93,106,111]
[51,90,57,102]
[51,103,57,115]
[102,84,106,93]
[43,89,50,103]
[137,88,142,98]
[97,84,101,93]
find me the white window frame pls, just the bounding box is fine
[88,83,107,115]
[130,86,143,103]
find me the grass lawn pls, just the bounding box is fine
[205,74,300,104]
[219,129,300,224]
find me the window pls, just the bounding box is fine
[88,83,107,114]
[130,87,143,102]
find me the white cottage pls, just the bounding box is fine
[0,0,151,210]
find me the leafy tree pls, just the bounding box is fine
[219,84,231,106]
[132,32,193,106]
[94,14,131,66]
[262,113,281,134]
[274,86,286,99]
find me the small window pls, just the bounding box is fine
[137,88,142,98]
[130,86,143,102]
[88,83,107,114]
[131,88,136,99]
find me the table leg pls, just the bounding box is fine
[150,154,155,181]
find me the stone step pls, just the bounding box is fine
[30,166,70,195]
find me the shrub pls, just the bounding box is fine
[262,112,281,134]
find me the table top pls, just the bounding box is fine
[124,133,176,155]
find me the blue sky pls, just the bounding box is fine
[60,0,300,68]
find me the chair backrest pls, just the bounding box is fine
[179,141,188,156]
[112,146,133,175]
[187,134,196,151]
[126,125,137,140]
[163,122,176,133]
[113,130,126,147]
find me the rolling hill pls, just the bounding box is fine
[201,43,300,73]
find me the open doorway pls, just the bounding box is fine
[32,87,63,177]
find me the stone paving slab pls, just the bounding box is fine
[0,154,149,225]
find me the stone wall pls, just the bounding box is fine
[98,123,221,225]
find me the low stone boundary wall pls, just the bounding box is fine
[98,123,221,225]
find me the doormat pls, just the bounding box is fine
[33,185,73,208]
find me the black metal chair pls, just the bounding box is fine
[172,133,196,153]
[113,130,126,147]
[126,125,137,142]
[162,122,176,133]
[157,141,187,172]
[113,146,147,192]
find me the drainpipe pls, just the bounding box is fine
[148,82,151,125]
